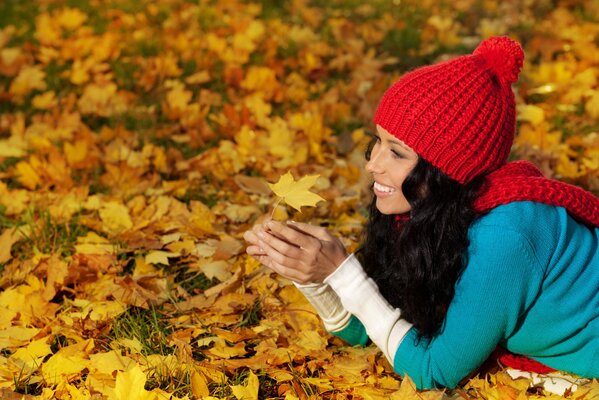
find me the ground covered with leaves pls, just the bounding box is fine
[0,0,598,399]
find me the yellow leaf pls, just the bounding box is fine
[0,227,22,264]
[56,7,87,30]
[32,91,57,109]
[42,352,88,386]
[144,250,177,266]
[10,338,52,371]
[15,158,42,190]
[197,260,232,281]
[391,375,444,400]
[191,371,210,398]
[517,104,545,126]
[111,365,156,400]
[268,171,325,212]
[185,70,211,85]
[75,232,116,255]
[99,202,133,235]
[64,139,89,166]
[9,65,47,100]
[230,370,259,400]
[88,350,134,375]
[585,90,599,119]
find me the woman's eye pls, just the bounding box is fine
[392,150,403,159]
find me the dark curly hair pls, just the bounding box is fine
[359,151,485,339]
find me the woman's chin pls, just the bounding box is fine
[375,198,409,215]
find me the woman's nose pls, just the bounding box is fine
[365,147,382,174]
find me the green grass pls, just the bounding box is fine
[174,268,220,295]
[236,298,263,328]
[107,306,174,356]
[13,368,43,396]
[145,362,192,396]
[9,209,89,259]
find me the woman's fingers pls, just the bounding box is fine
[265,220,321,250]
[261,257,310,283]
[246,245,266,256]
[285,221,331,241]
[258,231,305,266]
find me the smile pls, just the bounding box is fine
[373,182,396,194]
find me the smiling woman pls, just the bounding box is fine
[365,125,418,215]
[244,36,599,392]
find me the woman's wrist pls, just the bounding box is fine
[324,254,412,364]
[293,281,351,332]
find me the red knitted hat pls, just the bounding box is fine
[373,36,525,184]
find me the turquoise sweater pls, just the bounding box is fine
[333,201,599,389]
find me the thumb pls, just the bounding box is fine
[287,221,330,241]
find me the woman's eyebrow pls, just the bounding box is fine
[388,138,410,151]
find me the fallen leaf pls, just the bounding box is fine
[268,171,325,212]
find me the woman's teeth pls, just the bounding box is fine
[374,182,396,193]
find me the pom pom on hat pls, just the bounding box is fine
[473,36,524,84]
[373,36,525,184]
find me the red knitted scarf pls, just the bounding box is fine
[474,160,599,227]
[474,160,599,373]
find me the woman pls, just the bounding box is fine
[244,36,599,389]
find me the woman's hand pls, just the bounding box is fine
[243,220,348,284]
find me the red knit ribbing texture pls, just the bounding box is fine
[373,55,515,185]
[373,37,525,185]
[474,161,599,227]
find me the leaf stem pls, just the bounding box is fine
[270,197,283,220]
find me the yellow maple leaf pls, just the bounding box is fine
[9,65,47,100]
[99,202,133,235]
[110,365,156,400]
[56,7,88,30]
[230,370,260,400]
[10,338,52,371]
[268,171,325,212]
[41,352,89,386]
[88,350,134,375]
[32,90,57,109]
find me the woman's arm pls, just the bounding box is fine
[390,225,545,389]
[245,220,413,363]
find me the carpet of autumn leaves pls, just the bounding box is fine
[1,0,599,399]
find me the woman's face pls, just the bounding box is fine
[365,125,419,215]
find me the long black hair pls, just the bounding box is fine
[360,149,485,338]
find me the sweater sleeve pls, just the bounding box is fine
[325,254,414,363]
[393,224,544,389]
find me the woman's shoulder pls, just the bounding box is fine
[471,201,561,234]
[468,201,564,265]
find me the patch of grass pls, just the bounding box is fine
[149,136,200,160]
[174,267,220,295]
[236,298,263,328]
[176,183,218,207]
[256,0,291,20]
[0,156,22,173]
[50,334,70,353]
[209,368,250,398]
[145,362,192,397]
[0,1,38,46]
[13,367,43,396]
[12,209,88,259]
[107,305,174,356]
[110,59,140,92]
[44,61,71,93]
